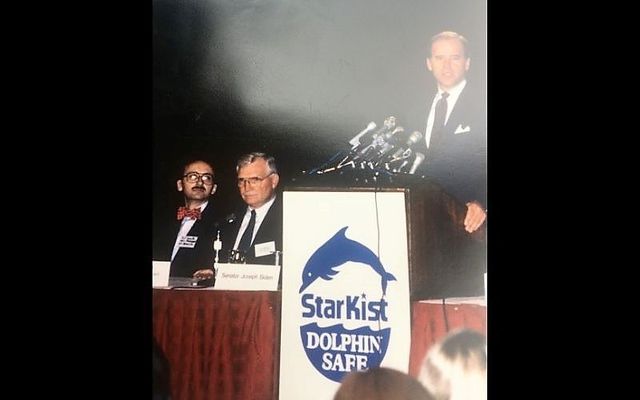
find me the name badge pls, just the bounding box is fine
[178,235,198,248]
[254,241,276,257]
[214,263,281,291]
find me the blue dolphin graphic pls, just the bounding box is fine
[298,226,397,294]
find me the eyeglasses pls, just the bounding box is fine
[237,171,275,187]
[183,172,214,185]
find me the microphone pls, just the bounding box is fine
[396,159,410,173]
[349,122,377,147]
[356,121,395,156]
[213,230,222,264]
[386,130,422,162]
[307,116,402,174]
[223,213,236,224]
[385,126,405,140]
[382,115,396,130]
[405,130,424,147]
[366,116,397,148]
[408,152,425,174]
[373,116,397,139]
[370,127,405,163]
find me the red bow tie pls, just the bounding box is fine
[177,207,202,220]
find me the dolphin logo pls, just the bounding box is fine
[298,226,397,295]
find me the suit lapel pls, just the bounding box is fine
[252,196,282,247]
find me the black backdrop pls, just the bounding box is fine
[153,0,486,224]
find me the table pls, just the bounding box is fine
[153,289,485,400]
[153,289,280,400]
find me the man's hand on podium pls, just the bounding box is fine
[464,202,486,233]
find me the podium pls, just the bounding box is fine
[287,172,486,300]
[279,178,486,398]
[404,179,486,299]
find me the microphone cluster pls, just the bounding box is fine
[309,116,425,175]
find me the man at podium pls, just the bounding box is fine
[418,31,487,234]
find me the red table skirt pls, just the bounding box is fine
[153,289,485,400]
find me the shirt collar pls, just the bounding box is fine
[246,195,275,220]
[438,79,466,98]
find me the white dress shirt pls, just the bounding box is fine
[171,201,209,261]
[233,195,276,250]
[425,79,467,148]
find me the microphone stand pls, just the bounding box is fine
[213,230,222,277]
[305,150,348,175]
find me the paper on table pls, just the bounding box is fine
[152,261,170,287]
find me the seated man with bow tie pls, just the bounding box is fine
[153,158,220,278]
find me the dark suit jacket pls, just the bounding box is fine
[416,82,487,207]
[220,195,283,266]
[153,203,220,278]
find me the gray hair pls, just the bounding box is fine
[236,152,278,174]
[418,329,486,400]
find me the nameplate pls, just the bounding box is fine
[152,260,171,287]
[214,263,281,291]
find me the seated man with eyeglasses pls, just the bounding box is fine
[153,158,221,279]
[194,152,282,281]
[226,151,282,266]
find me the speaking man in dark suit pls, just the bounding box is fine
[420,31,486,234]
[153,159,220,278]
